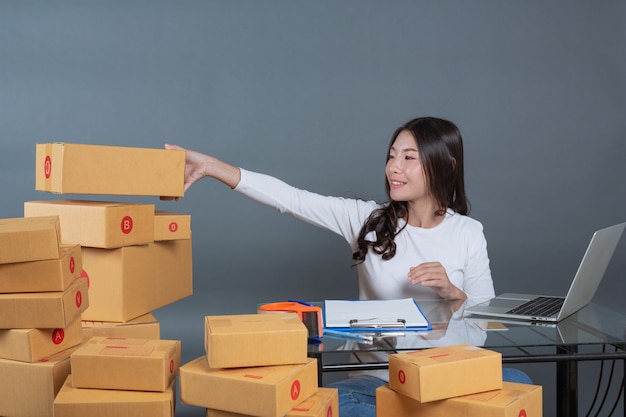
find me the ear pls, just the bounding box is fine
[450,157,457,171]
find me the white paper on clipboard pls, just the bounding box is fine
[323,298,431,331]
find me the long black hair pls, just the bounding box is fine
[352,117,469,263]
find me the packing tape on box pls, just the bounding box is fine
[258,301,323,340]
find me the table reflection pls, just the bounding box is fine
[315,299,488,380]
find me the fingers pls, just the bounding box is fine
[408,262,466,301]
[407,262,445,286]
[165,143,186,151]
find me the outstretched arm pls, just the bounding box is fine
[164,144,241,191]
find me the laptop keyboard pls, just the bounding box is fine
[506,296,565,317]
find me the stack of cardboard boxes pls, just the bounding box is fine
[0,142,191,416]
[23,200,193,327]
[376,344,543,416]
[0,216,89,417]
[180,313,339,417]
[53,336,180,416]
[29,142,193,337]
[28,143,192,416]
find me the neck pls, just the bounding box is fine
[406,201,445,228]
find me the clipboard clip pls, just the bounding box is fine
[349,318,406,329]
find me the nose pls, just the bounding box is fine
[388,157,402,173]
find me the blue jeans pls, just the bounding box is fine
[326,368,532,417]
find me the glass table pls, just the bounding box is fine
[308,299,626,417]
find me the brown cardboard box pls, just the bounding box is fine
[180,356,318,417]
[35,142,185,197]
[388,344,502,402]
[0,277,89,329]
[82,313,161,339]
[0,216,61,264]
[0,316,83,362]
[80,238,192,321]
[153,236,193,309]
[376,382,543,417]
[24,200,155,248]
[286,387,339,417]
[205,313,308,369]
[0,244,81,293]
[0,345,77,417]
[71,336,180,392]
[54,375,175,417]
[205,388,339,417]
[80,244,153,321]
[155,210,191,240]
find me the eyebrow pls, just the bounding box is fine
[390,145,418,153]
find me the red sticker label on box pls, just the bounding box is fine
[75,290,83,308]
[44,155,52,179]
[519,410,527,417]
[170,359,174,374]
[79,269,90,288]
[327,406,333,417]
[291,380,301,401]
[52,329,65,345]
[398,369,406,384]
[121,216,133,234]
[168,222,178,233]
[69,256,75,274]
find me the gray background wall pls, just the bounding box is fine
[1,1,625,416]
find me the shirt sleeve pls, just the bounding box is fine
[234,168,378,245]
[462,225,495,304]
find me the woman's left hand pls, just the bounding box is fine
[407,262,467,301]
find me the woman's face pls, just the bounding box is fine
[385,130,430,204]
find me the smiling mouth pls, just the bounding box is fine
[389,180,406,186]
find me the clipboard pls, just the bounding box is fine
[323,298,432,332]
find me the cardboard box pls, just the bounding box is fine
[153,236,194,310]
[155,210,191,240]
[0,277,89,329]
[71,336,180,392]
[286,387,339,417]
[0,346,76,417]
[0,215,61,264]
[0,244,81,293]
[0,316,83,362]
[205,313,308,368]
[54,375,175,417]
[80,238,192,321]
[180,356,318,417]
[24,200,155,248]
[35,142,185,197]
[205,388,338,417]
[82,313,160,339]
[376,382,543,417]
[388,344,502,402]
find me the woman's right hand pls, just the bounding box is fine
[165,144,213,193]
[163,144,242,199]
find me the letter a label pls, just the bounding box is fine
[291,380,301,401]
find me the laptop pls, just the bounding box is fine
[465,222,625,323]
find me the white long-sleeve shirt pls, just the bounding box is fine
[235,168,495,303]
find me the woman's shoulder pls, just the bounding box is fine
[445,210,485,234]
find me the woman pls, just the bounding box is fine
[166,117,509,417]
[167,117,494,303]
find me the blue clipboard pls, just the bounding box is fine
[323,298,432,332]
